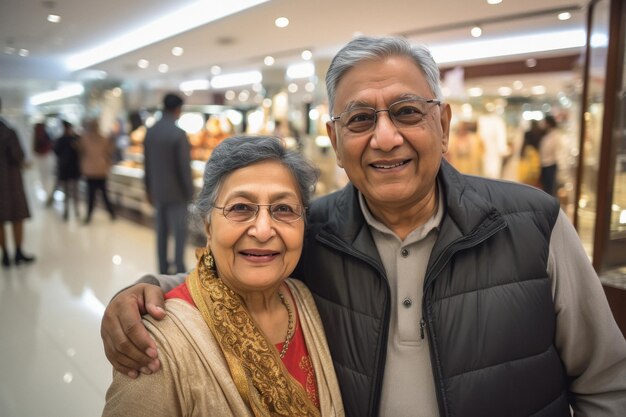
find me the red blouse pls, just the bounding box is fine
[165,282,320,408]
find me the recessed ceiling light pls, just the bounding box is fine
[225,90,236,100]
[264,56,275,66]
[275,17,289,28]
[471,26,482,37]
[158,64,169,73]
[137,59,149,69]
[468,87,483,97]
[4,46,15,55]
[47,14,61,23]
[498,86,512,96]
[531,85,546,95]
[558,12,572,21]
[525,58,537,68]
[513,80,524,90]
[18,49,29,57]
[171,46,184,56]
[210,65,221,75]
[288,83,298,93]
[487,0,502,4]
[301,50,312,60]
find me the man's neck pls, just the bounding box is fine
[362,186,439,241]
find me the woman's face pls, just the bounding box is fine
[207,160,305,294]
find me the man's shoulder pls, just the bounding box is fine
[462,175,559,215]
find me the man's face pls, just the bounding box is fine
[327,56,451,211]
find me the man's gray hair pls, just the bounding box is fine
[325,36,443,115]
[194,135,319,223]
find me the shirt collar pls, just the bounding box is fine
[358,181,444,243]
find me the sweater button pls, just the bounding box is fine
[401,248,409,258]
[402,298,412,308]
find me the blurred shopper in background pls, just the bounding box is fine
[445,120,484,176]
[32,121,56,201]
[143,93,194,274]
[53,120,81,221]
[108,118,128,164]
[0,97,35,267]
[79,118,116,224]
[539,114,561,196]
[100,37,626,417]
[517,119,544,187]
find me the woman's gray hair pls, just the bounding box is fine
[325,36,442,115]
[194,135,319,223]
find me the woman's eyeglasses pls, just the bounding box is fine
[213,203,306,223]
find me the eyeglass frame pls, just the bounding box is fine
[330,97,442,134]
[212,202,307,224]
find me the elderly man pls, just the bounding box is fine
[101,36,626,417]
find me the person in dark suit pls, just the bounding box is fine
[144,93,194,274]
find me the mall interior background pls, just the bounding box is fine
[0,2,625,414]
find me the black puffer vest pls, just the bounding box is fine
[295,160,570,417]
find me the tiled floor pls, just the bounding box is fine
[0,170,196,417]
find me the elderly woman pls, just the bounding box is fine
[102,136,344,417]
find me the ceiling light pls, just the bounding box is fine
[305,82,316,92]
[47,14,61,23]
[210,65,222,75]
[158,64,169,73]
[211,70,262,89]
[468,87,483,97]
[301,50,312,60]
[224,90,236,100]
[498,86,512,96]
[275,17,289,28]
[286,62,314,79]
[264,56,275,66]
[137,59,149,69]
[531,85,546,95]
[487,0,502,4]
[179,79,210,91]
[513,80,523,90]
[288,83,298,93]
[238,90,250,101]
[525,58,537,68]
[18,49,29,57]
[558,12,572,21]
[4,46,15,55]
[471,26,482,38]
[429,29,586,64]
[171,46,184,56]
[66,0,270,71]
[30,83,84,105]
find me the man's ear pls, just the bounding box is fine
[439,103,452,154]
[326,121,343,168]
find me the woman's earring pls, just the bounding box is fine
[203,248,215,271]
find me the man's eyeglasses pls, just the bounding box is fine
[213,202,306,223]
[330,97,441,134]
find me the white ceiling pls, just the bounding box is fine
[0,0,588,112]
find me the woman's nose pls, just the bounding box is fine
[247,207,275,241]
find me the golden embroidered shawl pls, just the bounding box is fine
[102,276,344,417]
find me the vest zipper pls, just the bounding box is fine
[422,216,507,416]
